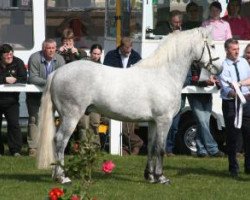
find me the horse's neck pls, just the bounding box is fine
[162,43,193,89]
[166,59,192,90]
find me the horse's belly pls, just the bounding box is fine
[96,103,153,122]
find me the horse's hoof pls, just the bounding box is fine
[54,176,72,184]
[147,173,156,183]
[144,170,155,183]
[156,175,171,185]
[61,177,72,184]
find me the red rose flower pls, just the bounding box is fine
[71,194,81,200]
[48,188,64,200]
[102,160,115,174]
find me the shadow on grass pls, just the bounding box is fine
[0,173,52,183]
[92,171,146,184]
[163,165,250,182]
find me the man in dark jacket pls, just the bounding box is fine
[103,37,143,155]
[0,44,27,156]
[104,37,141,69]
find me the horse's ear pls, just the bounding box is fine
[199,26,213,40]
[205,25,213,35]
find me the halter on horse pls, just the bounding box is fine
[36,27,222,184]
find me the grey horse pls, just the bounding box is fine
[36,27,222,184]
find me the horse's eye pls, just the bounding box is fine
[211,44,215,49]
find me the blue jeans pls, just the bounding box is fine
[187,94,219,155]
[166,94,186,153]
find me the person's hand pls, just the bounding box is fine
[71,47,78,54]
[228,90,236,98]
[59,45,67,52]
[244,93,250,101]
[5,76,16,84]
[206,79,214,86]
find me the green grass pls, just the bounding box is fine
[0,154,250,200]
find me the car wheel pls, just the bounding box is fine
[175,118,197,155]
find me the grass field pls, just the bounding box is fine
[0,154,250,200]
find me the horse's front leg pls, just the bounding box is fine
[154,118,172,185]
[144,121,157,183]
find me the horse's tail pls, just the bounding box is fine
[37,72,56,169]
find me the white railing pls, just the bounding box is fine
[0,84,220,155]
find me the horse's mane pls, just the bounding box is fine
[136,27,206,68]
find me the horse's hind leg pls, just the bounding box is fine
[53,117,78,184]
[144,121,157,183]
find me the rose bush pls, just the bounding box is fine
[47,130,115,200]
[48,188,82,200]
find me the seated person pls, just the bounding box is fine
[222,0,250,40]
[58,28,87,63]
[154,10,183,35]
[202,1,232,41]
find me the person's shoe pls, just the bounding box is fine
[236,152,243,158]
[230,171,239,179]
[166,152,175,157]
[28,148,37,157]
[197,153,208,158]
[245,169,250,174]
[13,153,21,157]
[211,151,225,157]
[131,147,140,155]
[122,149,129,156]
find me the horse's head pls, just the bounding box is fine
[194,27,222,75]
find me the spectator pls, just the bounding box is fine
[222,0,250,40]
[58,28,87,63]
[89,44,103,63]
[26,39,65,157]
[163,10,187,156]
[187,64,224,157]
[202,1,232,41]
[244,43,250,64]
[219,38,250,178]
[103,37,143,155]
[76,44,103,146]
[154,10,183,35]
[0,44,27,156]
[183,2,202,30]
[183,2,224,158]
[56,17,88,48]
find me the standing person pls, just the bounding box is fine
[0,44,27,156]
[183,2,224,158]
[244,44,250,64]
[76,44,103,146]
[58,28,87,63]
[162,10,187,156]
[219,38,250,177]
[222,0,250,40]
[202,1,232,41]
[187,64,224,157]
[103,37,143,155]
[26,39,65,157]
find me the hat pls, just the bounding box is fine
[210,1,222,12]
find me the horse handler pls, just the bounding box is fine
[219,38,250,178]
